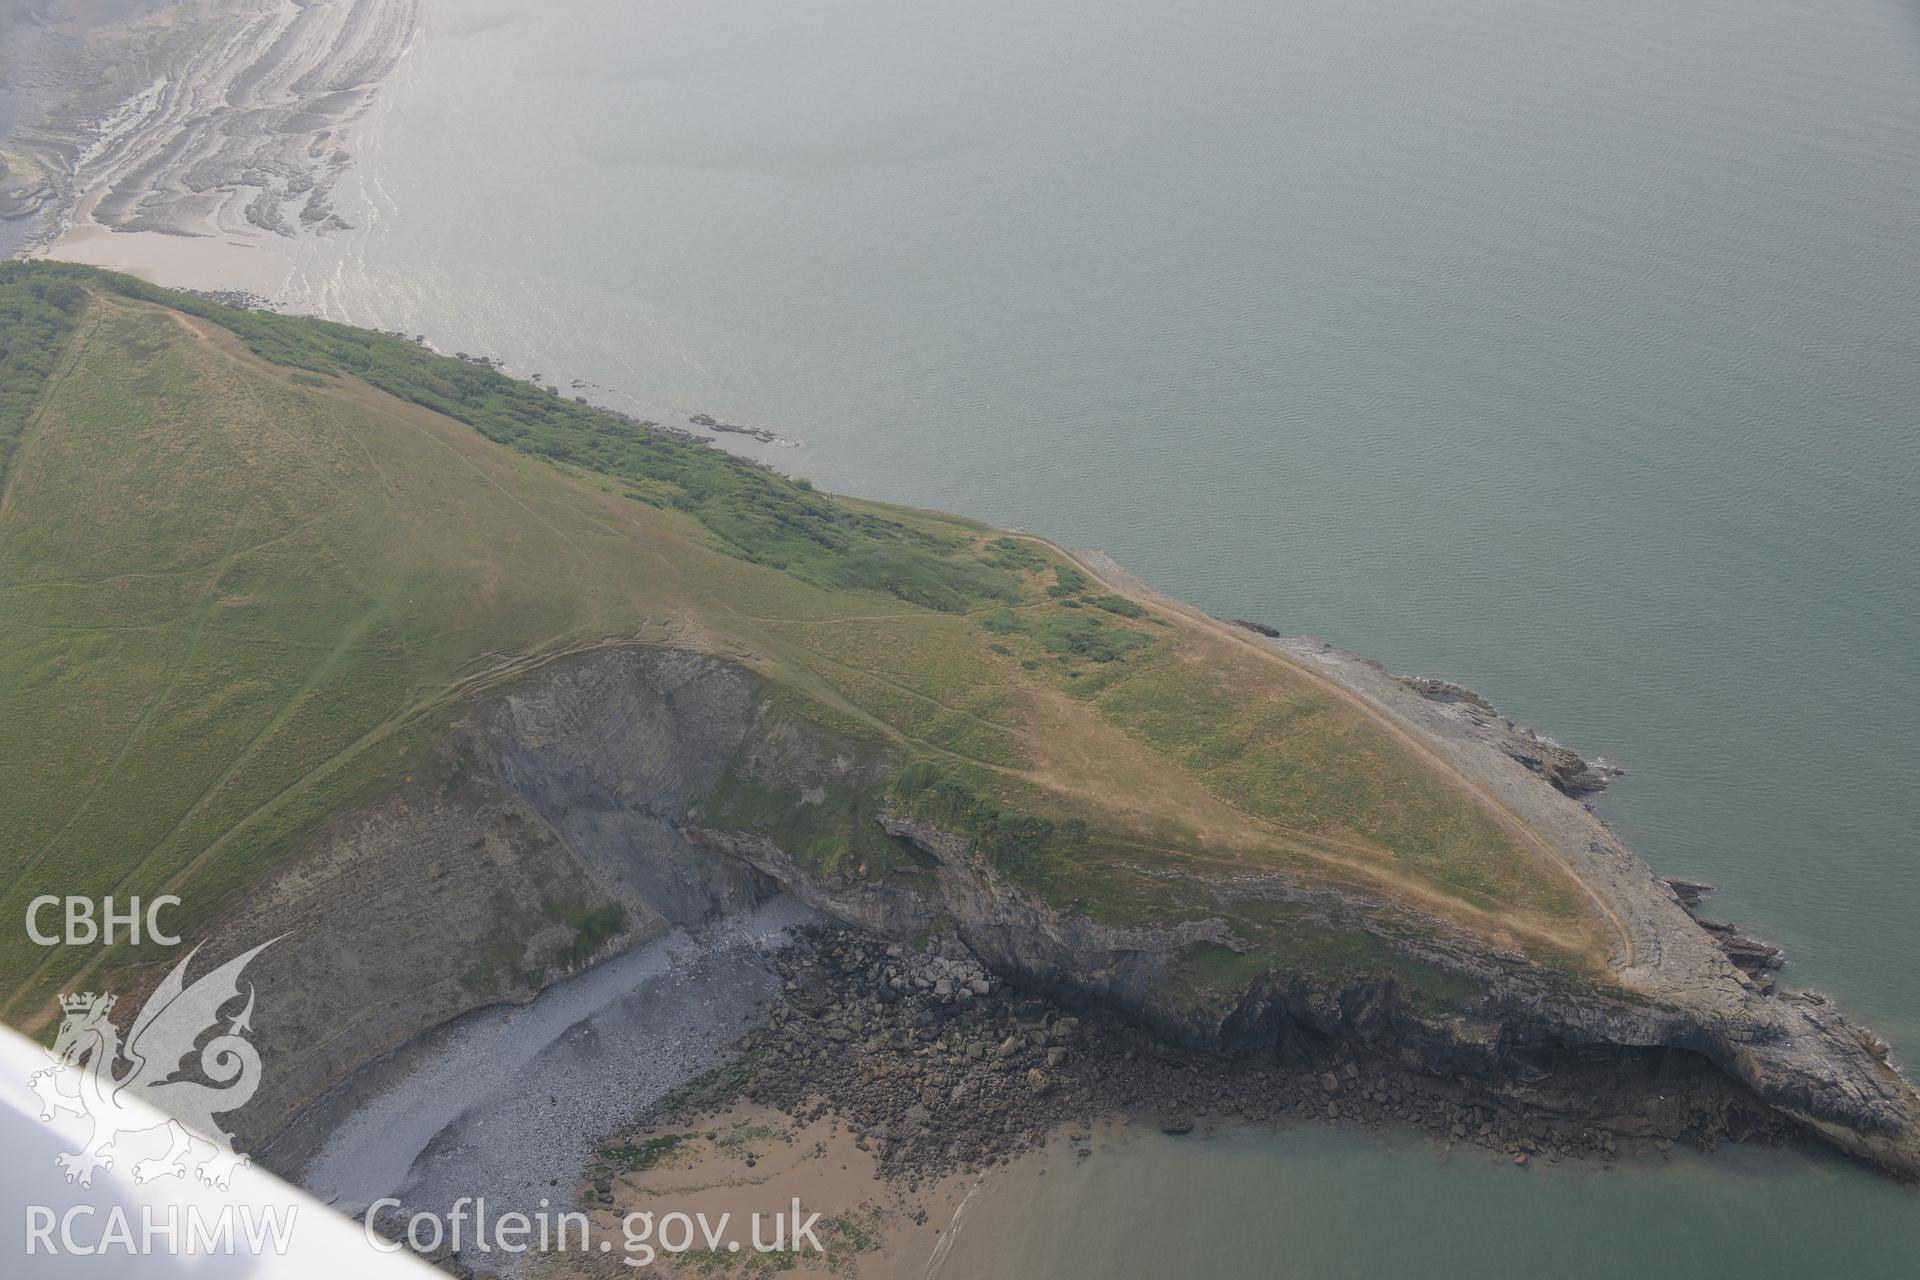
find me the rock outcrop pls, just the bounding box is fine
[213,637,1920,1183]
[1251,636,1920,1180]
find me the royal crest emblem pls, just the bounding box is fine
[29,939,275,1190]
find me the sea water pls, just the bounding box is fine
[277,0,1920,1267]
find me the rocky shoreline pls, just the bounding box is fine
[162,547,1914,1274]
[587,925,1797,1215]
[1224,618,1788,995]
[1064,552,1920,1181]
[688,412,801,448]
[171,531,1915,1234]
[216,615,1919,1213]
[1662,877,1788,995]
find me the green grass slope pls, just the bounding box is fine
[0,263,1613,1029]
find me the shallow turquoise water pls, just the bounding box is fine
[942,1124,1920,1279]
[281,0,1920,1266]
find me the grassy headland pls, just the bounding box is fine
[0,262,1613,1027]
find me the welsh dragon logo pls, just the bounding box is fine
[29,939,275,1191]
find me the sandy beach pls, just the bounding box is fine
[6,0,418,290]
[575,1101,995,1279]
[43,214,290,292]
[564,1103,1134,1280]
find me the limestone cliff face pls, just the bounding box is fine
[1249,633,1920,1182]
[217,644,1920,1182]
[224,649,780,1145]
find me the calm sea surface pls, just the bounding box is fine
[282,0,1920,1268]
